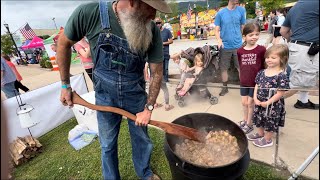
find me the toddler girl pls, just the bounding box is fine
[177,53,204,96]
[247,44,290,148]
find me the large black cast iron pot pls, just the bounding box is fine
[164,113,250,180]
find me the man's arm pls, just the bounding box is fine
[163,38,173,45]
[215,26,223,49]
[147,62,163,105]
[280,26,291,41]
[56,33,77,106]
[163,30,173,45]
[241,25,244,34]
[135,62,162,126]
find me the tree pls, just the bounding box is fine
[1,33,15,55]
[157,1,179,23]
[260,0,285,13]
[168,1,179,18]
[219,0,228,7]
[244,0,257,19]
[42,35,50,39]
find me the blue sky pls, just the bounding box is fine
[1,0,203,35]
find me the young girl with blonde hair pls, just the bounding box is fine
[177,53,204,96]
[247,44,290,148]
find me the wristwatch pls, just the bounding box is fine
[145,104,154,111]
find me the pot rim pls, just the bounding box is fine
[165,113,249,169]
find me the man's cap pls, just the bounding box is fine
[141,0,172,14]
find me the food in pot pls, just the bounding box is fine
[175,130,241,167]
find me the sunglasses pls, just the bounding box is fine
[155,22,162,25]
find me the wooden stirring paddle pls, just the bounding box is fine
[71,91,206,142]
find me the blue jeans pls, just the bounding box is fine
[94,75,153,180]
[2,81,17,98]
[163,54,170,82]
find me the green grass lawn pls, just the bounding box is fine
[13,118,293,179]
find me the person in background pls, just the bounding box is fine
[280,0,319,110]
[56,0,171,179]
[51,43,57,53]
[153,17,174,111]
[265,10,277,47]
[2,55,29,93]
[272,9,285,45]
[145,62,174,111]
[237,23,266,134]
[177,53,204,96]
[74,37,94,81]
[247,44,289,148]
[177,29,181,40]
[214,0,246,96]
[263,18,269,32]
[1,57,17,99]
[154,17,173,82]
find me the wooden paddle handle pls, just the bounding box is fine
[72,91,164,127]
[71,91,205,142]
[72,91,137,120]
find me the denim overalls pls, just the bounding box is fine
[93,1,153,179]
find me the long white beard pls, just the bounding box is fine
[118,10,153,53]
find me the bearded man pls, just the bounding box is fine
[56,0,171,179]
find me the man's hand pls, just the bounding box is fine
[135,109,152,126]
[60,88,73,107]
[217,39,224,49]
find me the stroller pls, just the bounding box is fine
[174,44,220,107]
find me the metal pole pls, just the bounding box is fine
[27,128,34,140]
[207,0,209,10]
[274,128,280,167]
[52,18,58,29]
[3,23,26,66]
[288,146,319,180]
[194,4,197,39]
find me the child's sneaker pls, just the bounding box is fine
[241,124,254,134]
[238,120,246,127]
[247,132,263,141]
[252,137,273,148]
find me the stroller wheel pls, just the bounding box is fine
[174,93,179,100]
[210,96,219,105]
[178,100,185,107]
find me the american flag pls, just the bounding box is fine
[19,23,37,40]
[187,3,192,21]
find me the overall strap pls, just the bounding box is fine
[99,0,111,30]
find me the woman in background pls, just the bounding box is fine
[74,37,94,81]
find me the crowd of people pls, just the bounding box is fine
[1,0,318,179]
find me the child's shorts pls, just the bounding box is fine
[240,86,254,97]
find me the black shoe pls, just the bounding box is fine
[294,100,319,110]
[219,87,229,96]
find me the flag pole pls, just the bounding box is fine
[3,23,27,66]
[12,22,28,34]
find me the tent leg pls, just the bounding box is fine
[288,146,319,180]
